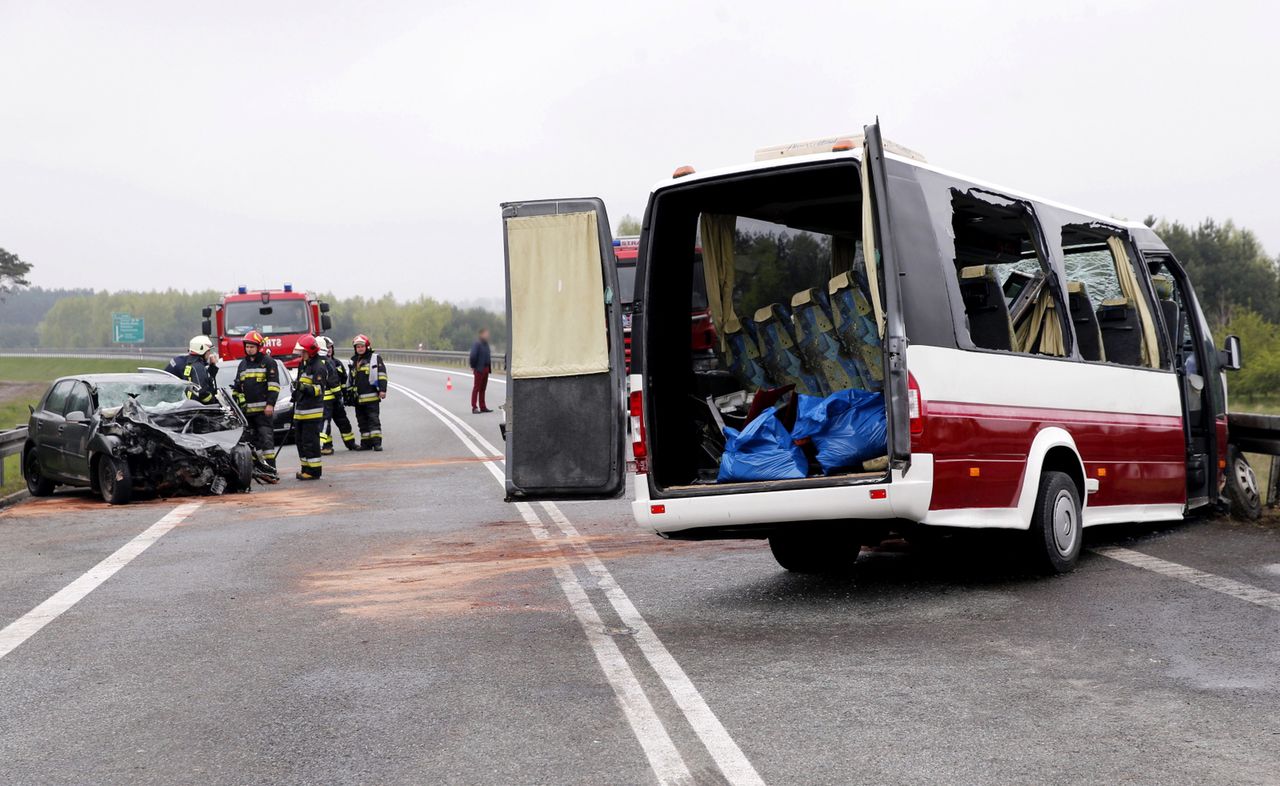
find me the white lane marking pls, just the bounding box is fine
[1094,546,1280,613]
[387,363,507,384]
[0,501,203,661]
[389,380,766,786]
[388,382,691,784]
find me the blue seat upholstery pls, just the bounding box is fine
[752,304,824,397]
[722,319,771,391]
[827,272,883,391]
[790,287,872,393]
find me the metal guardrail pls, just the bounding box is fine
[0,347,508,371]
[0,427,28,490]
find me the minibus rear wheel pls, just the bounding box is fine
[1225,445,1262,520]
[1028,470,1082,574]
[768,529,859,574]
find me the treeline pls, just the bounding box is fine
[1,287,505,352]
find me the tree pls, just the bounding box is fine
[616,215,642,236]
[1152,218,1280,328]
[0,247,32,301]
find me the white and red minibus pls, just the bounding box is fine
[499,122,1242,574]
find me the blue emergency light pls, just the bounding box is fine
[612,239,621,247]
[237,286,247,294]
[283,283,293,292]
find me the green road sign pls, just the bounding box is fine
[112,312,145,344]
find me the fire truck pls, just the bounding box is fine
[615,235,717,373]
[201,284,332,369]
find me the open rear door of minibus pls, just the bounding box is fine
[862,121,913,472]
[500,198,628,501]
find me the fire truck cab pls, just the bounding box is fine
[202,284,332,369]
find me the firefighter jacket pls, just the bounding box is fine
[323,357,349,402]
[293,355,329,421]
[165,353,216,404]
[350,351,388,404]
[231,353,280,414]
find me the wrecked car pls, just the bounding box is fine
[22,373,258,504]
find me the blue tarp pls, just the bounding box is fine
[717,406,808,483]
[792,389,887,475]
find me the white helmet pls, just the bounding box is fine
[189,335,213,355]
[320,336,335,355]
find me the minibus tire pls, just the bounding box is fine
[768,530,859,574]
[1027,471,1082,574]
[1225,445,1262,520]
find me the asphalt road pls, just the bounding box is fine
[2,363,1279,785]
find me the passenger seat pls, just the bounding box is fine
[1151,275,1181,364]
[790,287,872,392]
[827,273,884,390]
[1066,281,1105,362]
[958,265,1015,351]
[722,320,771,392]
[752,304,824,397]
[1097,298,1142,365]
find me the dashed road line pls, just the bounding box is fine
[0,501,203,661]
[1093,546,1280,613]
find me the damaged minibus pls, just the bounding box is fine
[499,121,1242,574]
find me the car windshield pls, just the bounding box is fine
[95,381,191,410]
[224,300,311,336]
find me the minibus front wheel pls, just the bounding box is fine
[1027,471,1083,574]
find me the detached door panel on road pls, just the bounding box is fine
[501,198,627,500]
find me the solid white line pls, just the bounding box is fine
[0,501,203,660]
[1094,546,1280,613]
[387,362,507,384]
[388,382,692,784]
[389,381,766,786]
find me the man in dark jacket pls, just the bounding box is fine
[350,334,387,451]
[165,335,217,404]
[292,335,329,480]
[230,330,280,478]
[469,328,492,414]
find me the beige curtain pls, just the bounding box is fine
[699,214,739,351]
[506,211,609,379]
[1015,288,1065,357]
[832,236,856,278]
[1108,236,1161,369]
[860,154,885,337]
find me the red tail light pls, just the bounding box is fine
[908,372,924,436]
[630,390,648,473]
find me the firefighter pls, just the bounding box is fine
[292,334,329,480]
[165,335,218,403]
[230,330,280,479]
[318,336,358,453]
[350,334,387,451]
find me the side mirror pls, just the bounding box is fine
[201,306,213,318]
[320,301,331,313]
[66,411,88,423]
[201,319,212,336]
[321,315,333,331]
[1222,335,1242,371]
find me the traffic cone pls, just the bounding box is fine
[446,376,453,391]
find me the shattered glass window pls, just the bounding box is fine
[96,381,190,410]
[223,300,311,336]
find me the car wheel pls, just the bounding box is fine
[230,444,254,491]
[23,448,55,497]
[97,454,133,505]
[1226,445,1262,520]
[768,528,860,574]
[1027,470,1082,574]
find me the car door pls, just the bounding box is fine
[33,379,75,479]
[59,381,94,482]
[500,197,627,500]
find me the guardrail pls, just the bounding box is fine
[1,347,508,371]
[0,427,28,490]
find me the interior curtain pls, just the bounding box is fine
[859,154,886,337]
[699,214,739,351]
[1108,235,1160,369]
[1014,288,1065,357]
[831,236,856,278]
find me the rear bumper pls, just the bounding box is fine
[632,454,934,535]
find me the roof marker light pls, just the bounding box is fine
[237,286,247,295]
[672,165,696,178]
[613,239,621,247]
[831,138,856,152]
[283,283,293,292]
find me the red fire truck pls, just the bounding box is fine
[201,284,332,369]
[615,235,717,373]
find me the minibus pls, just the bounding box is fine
[499,121,1242,574]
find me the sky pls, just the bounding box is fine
[1,0,1277,303]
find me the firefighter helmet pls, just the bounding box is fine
[243,330,266,348]
[295,334,320,356]
[320,336,336,355]
[353,334,371,349]
[189,335,213,355]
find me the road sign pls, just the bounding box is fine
[112,313,145,344]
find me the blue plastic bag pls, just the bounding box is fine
[717,407,808,483]
[792,389,887,474]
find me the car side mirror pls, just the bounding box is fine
[66,411,88,423]
[201,306,213,318]
[201,319,212,336]
[1222,335,1242,371]
[321,315,333,331]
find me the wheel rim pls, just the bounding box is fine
[1234,456,1260,508]
[25,453,42,489]
[101,460,115,496]
[1052,490,1078,556]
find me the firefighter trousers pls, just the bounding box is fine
[294,418,323,478]
[245,411,276,468]
[322,400,357,449]
[355,401,382,449]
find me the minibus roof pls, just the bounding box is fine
[649,147,1152,234]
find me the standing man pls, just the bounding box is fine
[319,336,358,453]
[230,330,280,479]
[292,335,329,480]
[165,335,217,404]
[469,328,493,414]
[350,334,387,451]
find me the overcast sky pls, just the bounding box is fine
[1,0,1276,303]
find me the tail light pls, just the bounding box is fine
[630,390,648,473]
[908,372,924,436]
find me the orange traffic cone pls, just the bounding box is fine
[446,376,453,391]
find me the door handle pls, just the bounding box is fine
[57,425,66,434]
